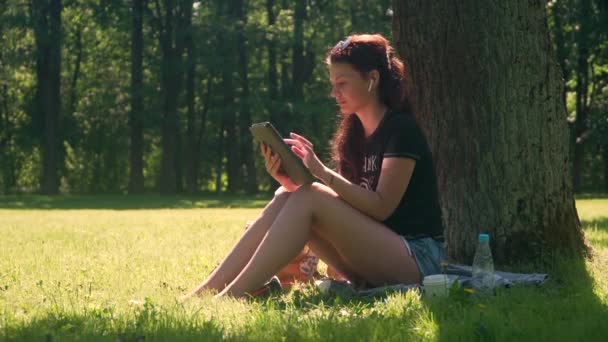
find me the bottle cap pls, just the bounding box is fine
[478,233,489,243]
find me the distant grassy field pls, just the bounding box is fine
[0,195,607,341]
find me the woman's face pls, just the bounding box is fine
[329,62,374,115]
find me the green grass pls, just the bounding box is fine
[1,196,607,341]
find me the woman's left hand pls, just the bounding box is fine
[284,132,326,178]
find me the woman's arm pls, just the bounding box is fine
[318,157,415,221]
[286,132,414,221]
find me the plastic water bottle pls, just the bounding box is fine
[472,233,495,296]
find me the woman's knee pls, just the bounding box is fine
[292,182,329,197]
[272,186,296,204]
[289,182,322,206]
[274,186,291,197]
[259,186,292,218]
[291,182,337,209]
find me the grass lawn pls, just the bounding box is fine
[0,195,607,341]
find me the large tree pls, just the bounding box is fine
[392,0,586,264]
[234,0,257,194]
[30,0,63,195]
[152,0,193,194]
[129,0,145,194]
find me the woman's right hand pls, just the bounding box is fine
[261,144,299,192]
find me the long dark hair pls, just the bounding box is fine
[327,34,411,183]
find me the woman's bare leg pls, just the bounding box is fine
[181,188,292,298]
[307,230,361,282]
[218,183,420,297]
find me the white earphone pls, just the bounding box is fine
[368,80,373,92]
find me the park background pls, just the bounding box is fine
[1,0,608,340]
[0,0,606,196]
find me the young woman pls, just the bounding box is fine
[183,34,444,299]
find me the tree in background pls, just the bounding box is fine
[1,1,603,196]
[549,0,608,193]
[129,0,145,194]
[30,0,63,195]
[151,0,193,194]
[0,0,18,194]
[234,0,257,194]
[393,0,586,264]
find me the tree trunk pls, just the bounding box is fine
[67,27,82,119]
[158,22,178,193]
[215,119,224,194]
[292,0,306,100]
[278,0,291,134]
[129,0,145,194]
[223,1,240,193]
[184,9,197,194]
[572,0,591,193]
[156,0,192,194]
[266,0,280,191]
[174,1,193,194]
[235,0,257,194]
[392,0,586,264]
[266,0,278,110]
[32,0,62,195]
[0,83,17,194]
[194,79,211,190]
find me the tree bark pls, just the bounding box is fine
[392,0,586,264]
[129,0,145,194]
[32,0,62,195]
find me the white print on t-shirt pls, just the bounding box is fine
[360,177,372,190]
[363,155,378,173]
[360,154,380,190]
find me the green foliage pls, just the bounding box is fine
[548,0,608,192]
[0,0,399,194]
[1,1,605,193]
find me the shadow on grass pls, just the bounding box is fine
[2,200,607,340]
[427,216,608,341]
[1,310,227,341]
[253,217,607,340]
[0,194,271,210]
[1,300,426,341]
[4,255,607,340]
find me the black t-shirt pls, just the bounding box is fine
[359,110,444,240]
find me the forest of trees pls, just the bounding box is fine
[0,0,606,196]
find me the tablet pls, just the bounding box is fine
[250,122,315,186]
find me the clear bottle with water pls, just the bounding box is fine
[472,233,495,296]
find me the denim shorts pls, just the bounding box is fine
[400,236,445,278]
